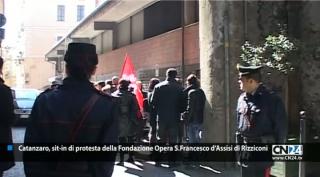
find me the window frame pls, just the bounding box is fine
[77,5,85,22]
[57,5,65,22]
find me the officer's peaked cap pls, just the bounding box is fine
[64,42,98,65]
[237,64,262,77]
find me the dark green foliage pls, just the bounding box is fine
[240,34,297,74]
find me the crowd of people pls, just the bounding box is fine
[0,42,287,177]
[9,42,206,177]
[92,67,206,167]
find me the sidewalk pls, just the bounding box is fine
[112,161,241,177]
[4,161,241,177]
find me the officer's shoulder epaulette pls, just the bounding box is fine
[266,91,274,98]
[1,83,10,90]
[37,89,53,100]
[43,84,62,93]
[43,88,53,93]
[258,84,272,94]
[268,88,276,95]
[268,90,282,101]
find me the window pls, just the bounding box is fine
[57,5,65,21]
[77,5,85,21]
[117,19,130,48]
[144,1,182,39]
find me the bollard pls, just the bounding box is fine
[299,111,306,177]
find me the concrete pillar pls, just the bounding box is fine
[300,1,320,134]
[199,0,227,143]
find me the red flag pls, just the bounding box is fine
[120,54,144,117]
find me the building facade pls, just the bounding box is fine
[19,0,97,89]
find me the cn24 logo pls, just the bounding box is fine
[272,145,303,156]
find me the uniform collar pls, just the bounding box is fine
[0,77,4,84]
[62,77,94,89]
[251,84,265,96]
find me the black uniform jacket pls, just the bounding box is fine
[236,84,287,143]
[0,78,15,171]
[24,77,118,177]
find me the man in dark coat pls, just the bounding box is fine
[0,57,15,177]
[151,68,184,143]
[24,43,118,177]
[112,79,140,165]
[182,74,206,165]
[151,68,184,166]
[236,64,287,177]
[182,74,206,144]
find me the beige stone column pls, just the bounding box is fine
[199,1,245,143]
[199,0,227,143]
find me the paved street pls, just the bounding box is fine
[4,128,240,177]
[3,127,25,177]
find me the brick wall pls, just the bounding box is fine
[95,23,199,81]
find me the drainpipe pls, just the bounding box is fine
[224,2,231,143]
[181,0,185,84]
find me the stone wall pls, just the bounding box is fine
[199,1,293,143]
[199,1,319,175]
[243,1,320,138]
[300,1,320,140]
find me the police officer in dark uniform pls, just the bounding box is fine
[24,43,118,177]
[236,64,287,177]
[0,57,15,176]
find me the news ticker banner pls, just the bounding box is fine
[0,143,319,162]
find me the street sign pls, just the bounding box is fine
[0,14,6,27]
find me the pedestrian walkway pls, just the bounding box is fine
[4,161,240,177]
[112,161,240,177]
